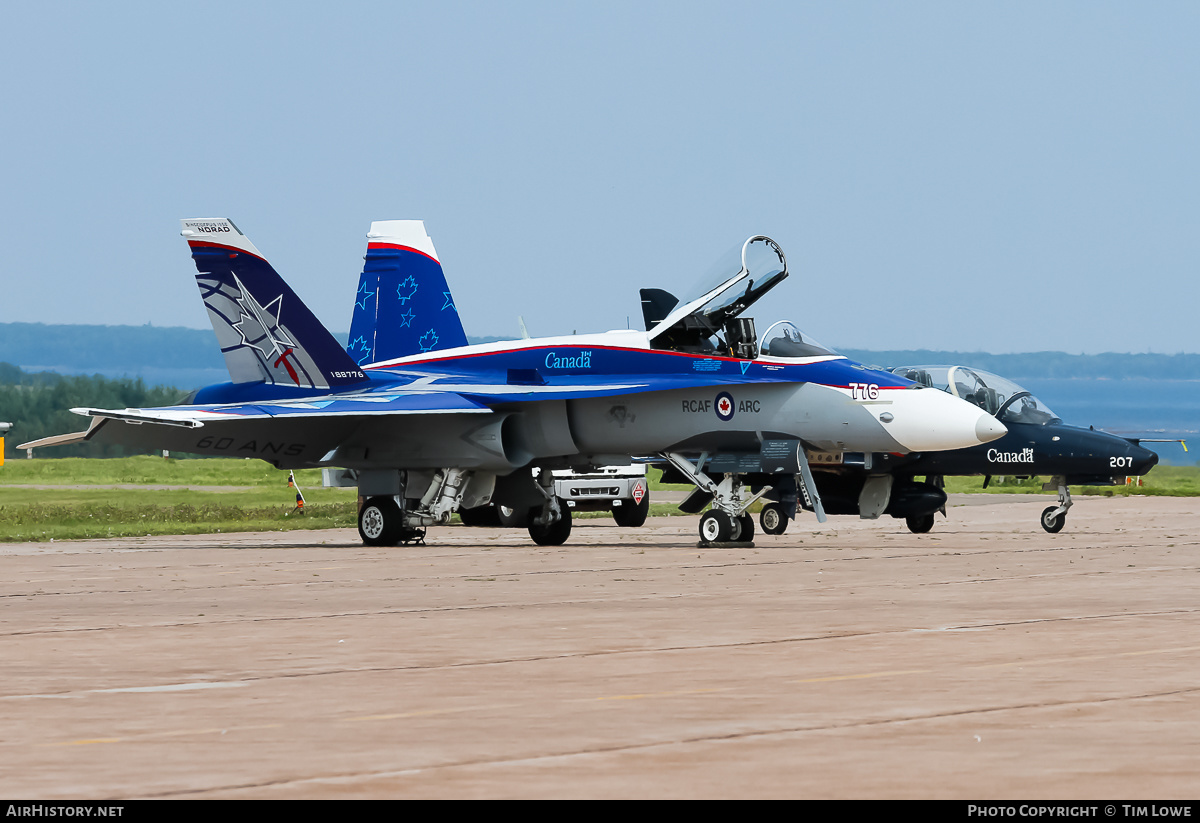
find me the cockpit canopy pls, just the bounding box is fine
[643,236,798,358]
[890,365,1061,425]
[758,321,837,359]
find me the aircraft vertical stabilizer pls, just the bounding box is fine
[346,220,469,365]
[181,218,367,389]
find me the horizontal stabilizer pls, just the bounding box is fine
[17,416,108,450]
[1123,437,1189,452]
[18,429,92,450]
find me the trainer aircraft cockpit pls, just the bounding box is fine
[643,235,793,358]
[889,365,1062,426]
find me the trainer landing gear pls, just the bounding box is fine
[905,513,935,534]
[1039,476,1072,533]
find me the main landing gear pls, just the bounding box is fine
[356,468,475,547]
[485,502,572,544]
[358,496,427,546]
[1040,476,1073,533]
[526,468,572,546]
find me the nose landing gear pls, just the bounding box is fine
[1039,476,1072,533]
[662,450,822,545]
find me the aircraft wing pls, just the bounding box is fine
[30,389,502,468]
[71,390,493,427]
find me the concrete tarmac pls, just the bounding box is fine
[1,494,1198,799]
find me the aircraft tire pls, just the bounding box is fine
[1040,506,1066,534]
[906,514,935,534]
[529,502,572,546]
[359,497,402,546]
[760,502,787,535]
[458,505,501,527]
[699,510,733,543]
[497,505,531,528]
[612,495,649,528]
[736,512,755,542]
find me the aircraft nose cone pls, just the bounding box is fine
[1132,444,1159,474]
[975,414,1007,444]
[881,388,1009,451]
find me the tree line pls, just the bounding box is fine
[4,323,1200,381]
[1,363,184,459]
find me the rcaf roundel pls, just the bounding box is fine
[715,391,735,421]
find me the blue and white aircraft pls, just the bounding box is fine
[23,219,1007,546]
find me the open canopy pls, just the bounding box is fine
[647,236,790,355]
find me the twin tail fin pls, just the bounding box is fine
[181,218,368,389]
[346,220,468,366]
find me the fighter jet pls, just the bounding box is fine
[751,365,1165,535]
[21,219,1007,547]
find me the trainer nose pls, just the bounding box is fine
[1130,444,1159,475]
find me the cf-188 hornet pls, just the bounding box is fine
[22,219,1006,546]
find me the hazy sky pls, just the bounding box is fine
[2,1,1197,354]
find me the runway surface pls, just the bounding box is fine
[2,494,1198,799]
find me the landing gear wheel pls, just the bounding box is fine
[736,512,755,542]
[759,502,787,535]
[1040,506,1066,534]
[906,513,935,534]
[497,505,531,528]
[612,495,650,528]
[529,501,572,546]
[458,505,501,527]
[358,497,401,546]
[699,510,734,543]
